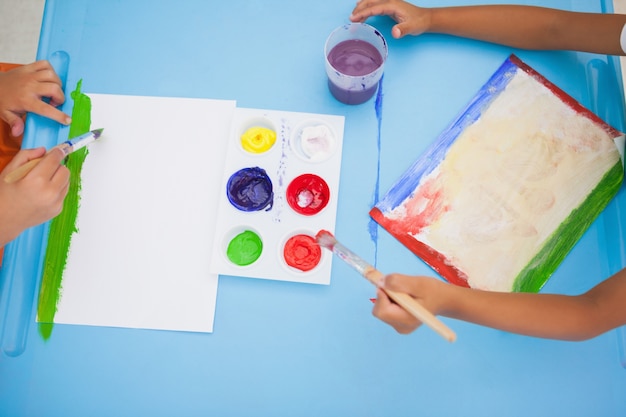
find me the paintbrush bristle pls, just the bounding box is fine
[315,230,336,250]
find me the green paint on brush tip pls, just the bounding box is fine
[37,80,92,340]
[227,230,263,266]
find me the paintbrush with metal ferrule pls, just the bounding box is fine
[4,128,104,184]
[315,229,457,342]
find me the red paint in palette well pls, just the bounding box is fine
[286,174,330,216]
[283,234,322,272]
[369,207,470,288]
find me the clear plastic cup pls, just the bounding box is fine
[324,23,388,105]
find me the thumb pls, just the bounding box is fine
[0,110,22,136]
[392,24,407,39]
[9,115,25,137]
[2,147,46,172]
[393,22,420,39]
[380,273,411,293]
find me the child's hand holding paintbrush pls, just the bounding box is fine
[4,128,103,184]
[316,230,456,342]
[0,147,70,247]
[0,128,103,248]
[321,227,626,341]
[371,274,452,335]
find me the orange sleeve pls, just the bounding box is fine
[0,62,24,169]
[0,62,25,266]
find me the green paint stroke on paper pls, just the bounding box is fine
[37,80,92,340]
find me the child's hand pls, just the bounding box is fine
[350,0,431,39]
[0,60,71,137]
[0,147,70,246]
[372,274,446,334]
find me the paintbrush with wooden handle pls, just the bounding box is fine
[316,229,456,342]
[4,128,104,184]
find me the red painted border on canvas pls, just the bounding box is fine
[370,207,470,288]
[510,54,623,137]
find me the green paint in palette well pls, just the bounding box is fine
[37,80,92,340]
[227,230,263,266]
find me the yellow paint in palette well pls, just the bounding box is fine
[240,126,276,154]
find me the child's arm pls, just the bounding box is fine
[0,60,71,137]
[0,147,70,247]
[373,269,626,340]
[350,1,626,56]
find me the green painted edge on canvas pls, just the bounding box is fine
[513,161,624,293]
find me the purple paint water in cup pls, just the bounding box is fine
[324,23,388,105]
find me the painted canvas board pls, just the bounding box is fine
[371,55,624,292]
[210,108,345,285]
[39,94,236,332]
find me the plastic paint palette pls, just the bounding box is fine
[210,107,345,284]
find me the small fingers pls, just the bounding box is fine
[351,0,397,22]
[28,60,54,72]
[15,61,70,124]
[51,165,71,206]
[29,147,66,181]
[380,273,416,293]
[37,81,67,108]
[350,6,388,22]
[372,287,422,334]
[10,119,24,137]
[28,98,71,126]
[3,112,26,137]
[391,25,403,39]
[47,165,70,219]
[51,153,71,187]
[2,147,46,173]
[30,60,63,85]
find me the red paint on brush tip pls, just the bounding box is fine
[315,229,333,239]
[315,230,335,249]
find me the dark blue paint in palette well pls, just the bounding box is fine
[226,167,274,212]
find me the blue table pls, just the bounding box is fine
[1,0,625,415]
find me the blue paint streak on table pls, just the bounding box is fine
[1,1,625,416]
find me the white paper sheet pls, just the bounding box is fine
[48,94,236,333]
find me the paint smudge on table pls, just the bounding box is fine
[368,76,384,260]
[37,80,92,340]
[271,119,290,223]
